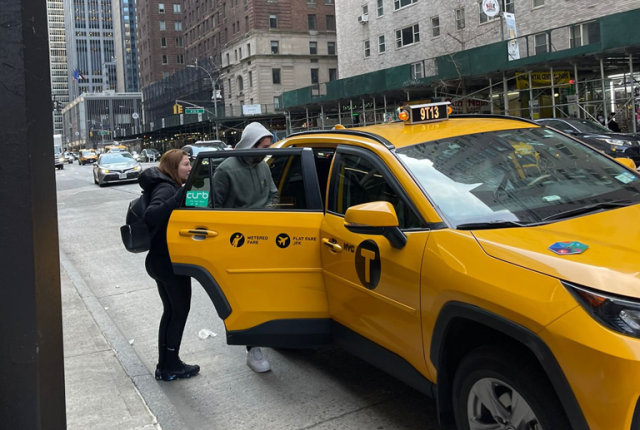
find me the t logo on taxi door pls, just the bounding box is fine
[355,240,381,290]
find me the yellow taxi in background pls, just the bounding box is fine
[168,102,640,430]
[78,149,97,165]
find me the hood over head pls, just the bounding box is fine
[138,167,177,193]
[235,122,273,150]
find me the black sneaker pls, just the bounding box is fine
[155,365,163,380]
[161,362,200,381]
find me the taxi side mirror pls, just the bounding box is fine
[615,157,636,170]
[344,202,407,249]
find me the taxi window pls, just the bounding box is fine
[183,154,312,210]
[328,154,422,229]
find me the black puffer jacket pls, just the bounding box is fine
[139,167,185,277]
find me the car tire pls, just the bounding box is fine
[452,345,570,430]
[94,175,98,184]
[98,180,105,187]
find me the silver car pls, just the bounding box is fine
[93,152,143,187]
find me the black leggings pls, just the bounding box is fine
[146,258,192,354]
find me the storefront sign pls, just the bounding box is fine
[242,104,262,115]
[516,71,572,90]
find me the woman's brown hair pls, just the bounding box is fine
[158,149,189,185]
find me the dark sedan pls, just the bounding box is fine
[182,140,229,164]
[536,118,640,165]
[92,152,142,187]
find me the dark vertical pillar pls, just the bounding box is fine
[0,0,66,429]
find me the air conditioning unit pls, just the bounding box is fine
[358,14,369,24]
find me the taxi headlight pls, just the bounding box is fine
[563,281,640,338]
[101,168,110,173]
[133,165,141,171]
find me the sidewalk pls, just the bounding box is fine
[61,263,160,430]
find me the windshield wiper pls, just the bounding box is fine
[456,220,540,230]
[541,200,634,222]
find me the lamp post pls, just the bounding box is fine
[187,63,222,139]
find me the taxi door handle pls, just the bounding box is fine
[322,238,343,253]
[179,229,218,238]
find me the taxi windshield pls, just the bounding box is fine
[82,150,94,156]
[101,154,134,164]
[396,127,640,228]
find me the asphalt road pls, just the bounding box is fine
[55,161,449,430]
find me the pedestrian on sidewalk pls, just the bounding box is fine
[607,112,621,132]
[212,122,278,373]
[139,149,200,381]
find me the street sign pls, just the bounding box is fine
[75,131,80,136]
[482,0,500,17]
[132,112,139,119]
[185,108,205,114]
[97,131,109,136]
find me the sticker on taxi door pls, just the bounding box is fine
[356,240,381,290]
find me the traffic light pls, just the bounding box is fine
[173,104,183,114]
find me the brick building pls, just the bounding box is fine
[181,0,338,116]
[137,0,186,88]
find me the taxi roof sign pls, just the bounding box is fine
[400,102,452,125]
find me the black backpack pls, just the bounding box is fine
[120,192,159,253]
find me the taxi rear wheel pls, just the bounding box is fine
[452,346,570,430]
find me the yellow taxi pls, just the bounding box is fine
[78,149,98,165]
[168,102,640,430]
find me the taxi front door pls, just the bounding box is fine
[319,146,431,378]
[167,148,331,348]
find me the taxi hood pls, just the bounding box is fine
[472,205,640,298]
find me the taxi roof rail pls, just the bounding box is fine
[450,114,540,126]
[286,129,395,149]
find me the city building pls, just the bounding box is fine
[64,0,118,99]
[61,92,142,149]
[137,0,186,89]
[112,0,140,92]
[47,0,70,135]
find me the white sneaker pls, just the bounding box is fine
[246,347,271,373]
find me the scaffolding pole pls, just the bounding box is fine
[600,58,608,120]
[362,99,366,126]
[320,105,325,129]
[550,66,556,118]
[529,71,533,120]
[489,78,493,114]
[338,103,341,126]
[373,97,377,124]
[631,54,637,133]
[350,100,354,126]
[574,62,579,119]
[503,72,509,116]
[305,107,309,130]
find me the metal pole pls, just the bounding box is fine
[489,78,494,114]
[338,102,342,125]
[600,57,608,121]
[383,95,387,120]
[320,105,325,129]
[503,72,509,116]
[373,97,377,124]
[631,54,637,133]
[550,66,556,118]
[305,107,309,130]
[528,71,534,119]
[350,100,354,126]
[362,99,366,126]
[574,62,579,119]
[500,13,505,41]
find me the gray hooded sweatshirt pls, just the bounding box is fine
[213,122,279,209]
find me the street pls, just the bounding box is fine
[56,161,445,430]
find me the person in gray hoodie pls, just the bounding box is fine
[212,122,275,373]
[213,122,278,209]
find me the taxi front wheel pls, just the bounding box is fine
[452,346,570,430]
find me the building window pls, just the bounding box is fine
[162,54,168,64]
[249,71,253,87]
[159,3,165,13]
[307,0,316,3]
[271,41,279,54]
[175,37,183,47]
[478,0,496,23]
[395,24,419,48]
[239,47,242,58]
[159,21,166,31]
[326,15,336,31]
[311,68,319,84]
[571,21,600,48]
[309,41,317,55]
[364,40,371,57]
[394,0,417,10]
[532,0,544,7]
[245,16,249,30]
[174,21,182,31]
[308,14,316,30]
[456,8,465,30]
[534,33,548,54]
[504,0,515,13]
[272,68,281,84]
[362,4,368,15]
[244,0,248,10]
[234,49,238,61]
[226,52,230,64]
[431,16,440,37]
[329,68,337,81]
[228,79,232,97]
[237,76,243,92]
[327,41,336,55]
[274,96,281,110]
[378,35,385,53]
[269,14,277,29]
[177,54,184,64]
[173,4,180,13]
[247,43,251,56]
[411,62,423,79]
[232,23,235,33]
[161,37,167,47]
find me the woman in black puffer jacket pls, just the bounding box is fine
[138,149,199,381]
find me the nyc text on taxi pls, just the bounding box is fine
[168,103,640,430]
